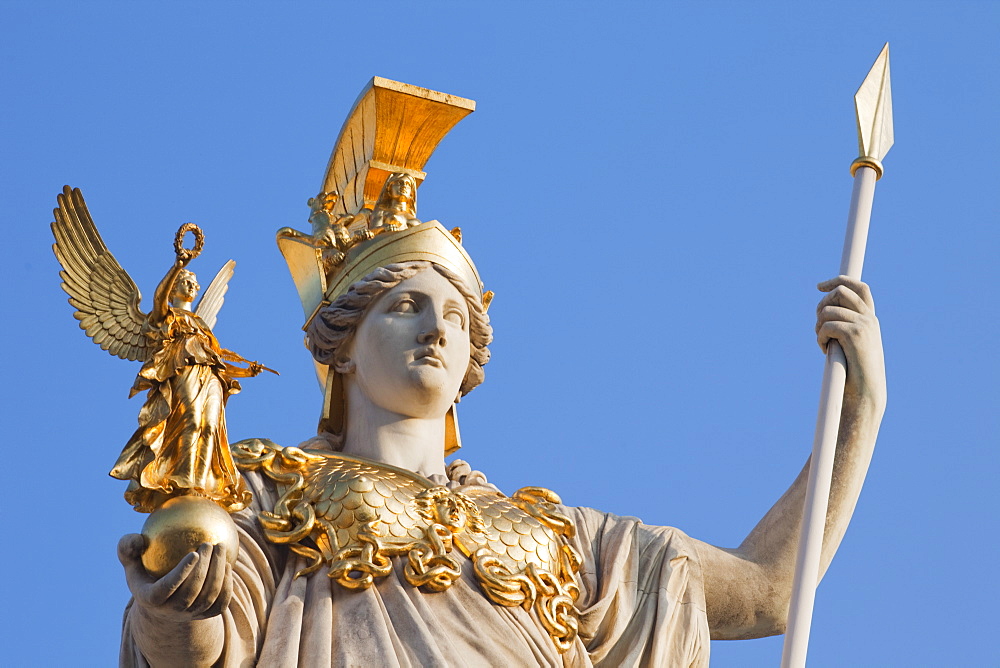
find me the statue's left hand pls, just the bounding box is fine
[816,276,887,411]
[118,533,233,621]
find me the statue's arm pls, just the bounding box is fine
[118,535,229,666]
[149,258,188,325]
[222,355,263,379]
[694,276,886,640]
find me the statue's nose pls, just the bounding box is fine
[417,310,447,346]
[417,325,446,346]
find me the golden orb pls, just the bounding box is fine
[141,495,239,578]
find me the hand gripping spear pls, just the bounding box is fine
[780,44,894,668]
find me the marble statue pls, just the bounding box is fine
[89,79,885,666]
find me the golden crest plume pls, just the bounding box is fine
[276,77,488,330]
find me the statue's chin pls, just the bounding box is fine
[141,496,239,578]
[360,371,457,420]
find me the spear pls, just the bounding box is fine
[781,44,894,668]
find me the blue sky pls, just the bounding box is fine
[3,3,998,666]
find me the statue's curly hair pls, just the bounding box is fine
[306,261,492,397]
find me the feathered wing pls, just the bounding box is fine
[195,259,235,330]
[51,186,151,362]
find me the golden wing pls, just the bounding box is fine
[50,186,150,362]
[195,259,235,330]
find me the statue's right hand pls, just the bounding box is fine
[175,249,195,267]
[118,533,233,621]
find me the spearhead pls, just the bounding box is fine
[852,43,894,179]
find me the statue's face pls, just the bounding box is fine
[172,273,200,304]
[436,497,466,532]
[388,176,414,202]
[348,268,470,419]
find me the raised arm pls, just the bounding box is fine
[150,224,202,324]
[149,256,191,324]
[694,276,886,639]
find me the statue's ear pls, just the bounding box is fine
[333,354,355,374]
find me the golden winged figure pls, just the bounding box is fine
[51,186,273,513]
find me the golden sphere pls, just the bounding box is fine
[141,496,239,578]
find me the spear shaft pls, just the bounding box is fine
[781,44,893,668]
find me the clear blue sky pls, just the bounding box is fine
[3,3,997,666]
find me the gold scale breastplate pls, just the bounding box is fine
[232,439,582,652]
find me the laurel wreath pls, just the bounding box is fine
[173,223,205,261]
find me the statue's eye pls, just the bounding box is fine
[393,299,418,314]
[445,309,466,328]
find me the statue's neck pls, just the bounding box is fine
[341,382,447,478]
[387,199,410,214]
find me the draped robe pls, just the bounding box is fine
[110,308,249,513]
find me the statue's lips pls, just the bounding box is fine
[413,348,444,368]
